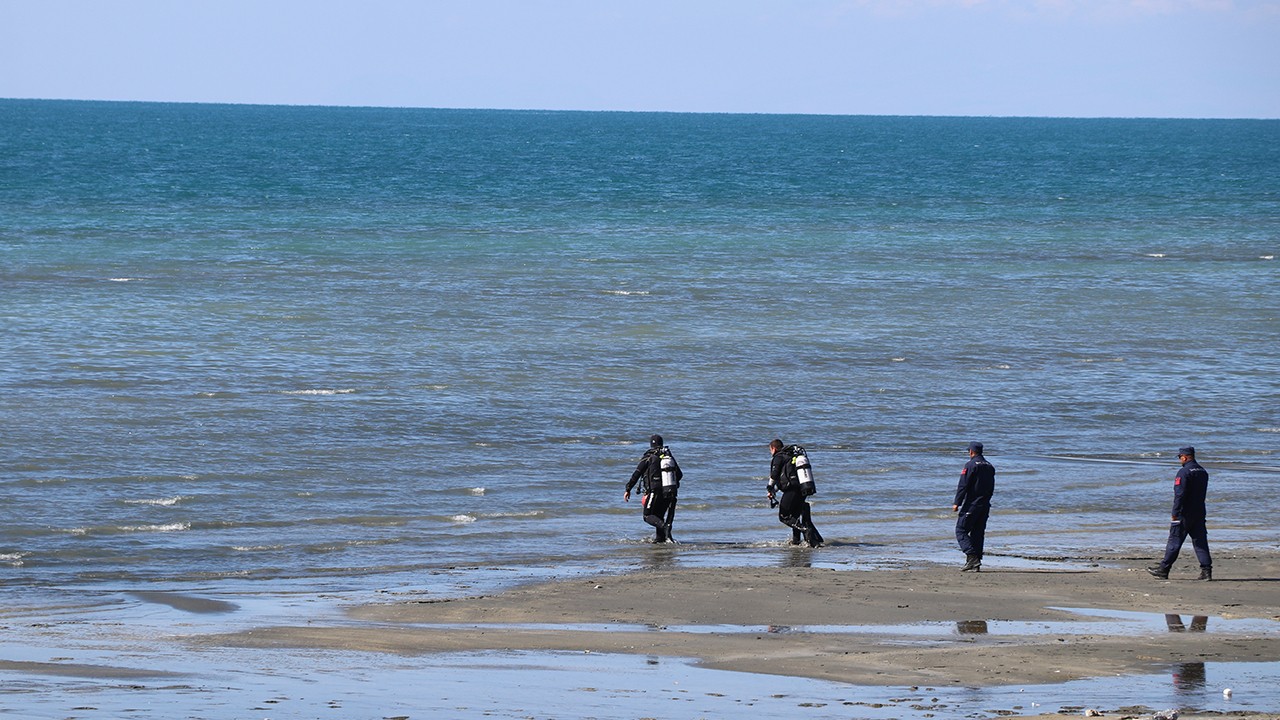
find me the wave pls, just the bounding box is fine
[124,496,186,507]
[485,510,544,519]
[66,522,191,535]
[450,514,477,524]
[282,389,357,396]
[119,523,191,533]
[603,290,651,296]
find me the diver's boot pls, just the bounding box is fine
[1197,566,1212,581]
[1146,564,1170,579]
[961,554,981,572]
[663,524,677,544]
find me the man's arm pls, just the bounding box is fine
[624,456,650,501]
[953,464,970,512]
[1170,469,1186,521]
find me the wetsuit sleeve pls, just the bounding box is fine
[768,453,785,492]
[626,455,651,493]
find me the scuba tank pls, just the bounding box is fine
[659,449,677,489]
[790,446,816,496]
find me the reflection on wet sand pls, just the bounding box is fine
[781,547,813,569]
[956,620,989,635]
[1165,614,1208,632]
[1172,661,1206,694]
[1165,615,1209,695]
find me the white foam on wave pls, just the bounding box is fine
[232,544,285,552]
[283,389,357,396]
[604,290,651,296]
[891,357,907,363]
[120,522,191,533]
[1261,255,1275,260]
[1258,427,1280,434]
[470,487,486,495]
[1145,253,1167,258]
[450,514,477,524]
[125,496,186,507]
[108,277,140,282]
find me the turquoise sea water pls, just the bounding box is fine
[2,100,1279,600]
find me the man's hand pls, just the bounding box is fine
[953,504,959,512]
[624,490,630,502]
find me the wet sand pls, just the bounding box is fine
[205,550,1280,695]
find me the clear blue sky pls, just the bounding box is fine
[3,0,1278,118]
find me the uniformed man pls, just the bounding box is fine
[1148,446,1212,581]
[624,434,683,543]
[953,441,995,572]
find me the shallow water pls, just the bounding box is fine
[4,102,1280,605]
[3,101,1279,718]
[3,589,1278,720]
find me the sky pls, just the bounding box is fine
[2,0,1278,118]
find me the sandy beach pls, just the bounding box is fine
[190,550,1280,716]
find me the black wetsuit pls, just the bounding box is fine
[769,447,823,547]
[626,446,682,542]
[954,453,995,557]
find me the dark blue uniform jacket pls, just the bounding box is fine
[1172,459,1208,520]
[955,455,995,513]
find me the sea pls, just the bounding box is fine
[1,99,1279,717]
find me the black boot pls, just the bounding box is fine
[1147,564,1169,579]
[961,554,981,572]
[1197,566,1212,581]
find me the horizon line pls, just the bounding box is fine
[3,96,1276,122]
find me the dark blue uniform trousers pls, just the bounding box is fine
[1160,516,1211,569]
[955,508,989,557]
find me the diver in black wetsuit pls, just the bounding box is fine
[767,438,823,548]
[624,434,683,543]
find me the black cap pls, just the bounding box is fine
[1178,446,1195,457]
[650,434,663,448]
[968,441,983,453]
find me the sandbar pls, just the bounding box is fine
[205,550,1280,703]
